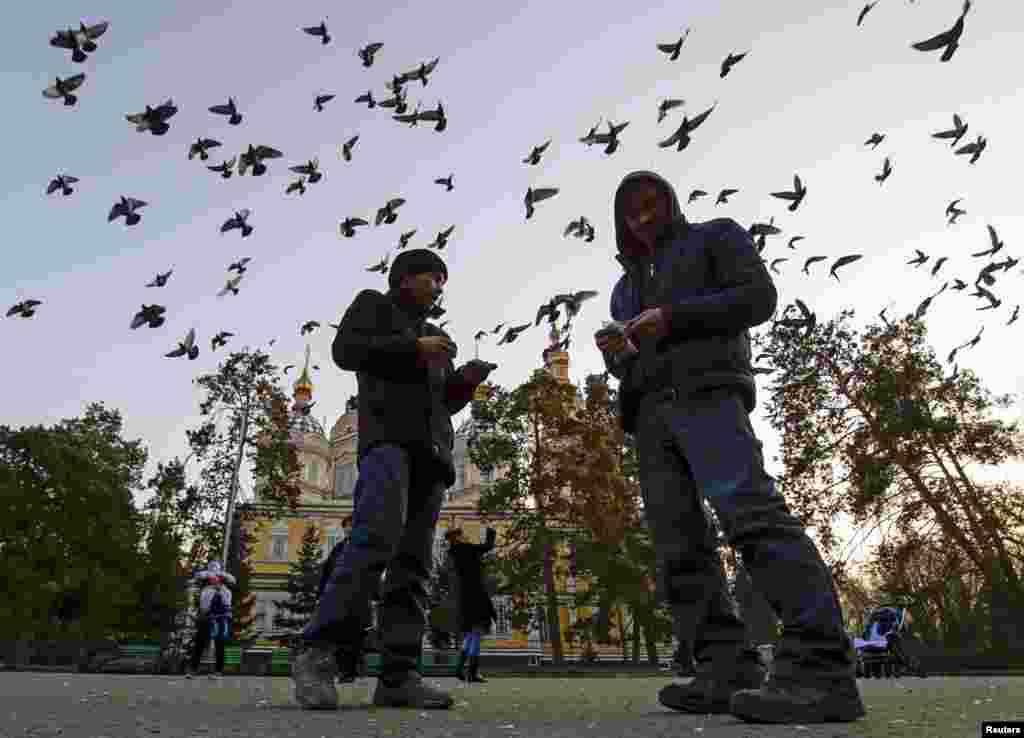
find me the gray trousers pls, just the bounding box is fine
[303,443,446,676]
[635,386,851,672]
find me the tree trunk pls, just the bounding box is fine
[542,541,564,665]
[631,607,641,664]
[642,611,659,666]
[616,605,628,662]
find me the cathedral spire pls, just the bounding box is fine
[293,344,314,402]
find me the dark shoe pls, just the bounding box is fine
[658,646,765,714]
[336,647,367,683]
[372,670,454,709]
[467,655,487,683]
[290,643,338,710]
[730,673,866,723]
[454,650,467,681]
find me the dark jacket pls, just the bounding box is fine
[601,170,778,433]
[332,287,478,486]
[448,528,497,633]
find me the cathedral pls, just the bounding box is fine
[243,336,639,658]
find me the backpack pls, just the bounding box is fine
[208,589,229,618]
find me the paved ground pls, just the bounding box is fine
[1,672,1021,738]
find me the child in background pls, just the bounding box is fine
[186,560,236,679]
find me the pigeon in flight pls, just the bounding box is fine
[523,140,552,165]
[188,138,221,161]
[720,51,747,78]
[875,156,893,183]
[657,98,685,123]
[146,269,173,287]
[578,118,604,145]
[687,189,707,204]
[588,120,630,155]
[932,114,968,147]
[417,101,447,132]
[971,225,1003,258]
[748,218,781,238]
[393,103,422,126]
[658,103,716,151]
[358,42,383,67]
[221,209,253,237]
[301,320,320,336]
[211,331,233,351]
[130,304,166,330]
[434,174,454,191]
[340,217,369,238]
[355,90,376,109]
[207,157,236,179]
[768,257,788,275]
[716,188,738,205]
[378,88,409,114]
[788,236,804,249]
[166,328,199,360]
[42,74,86,106]
[770,174,807,212]
[397,229,417,250]
[525,187,559,220]
[1007,306,1020,327]
[856,2,877,27]
[50,21,109,63]
[802,256,827,275]
[7,300,42,318]
[228,258,251,274]
[302,20,330,45]
[238,145,282,176]
[126,99,178,135]
[427,225,455,250]
[864,132,885,148]
[285,177,306,196]
[217,274,243,297]
[946,199,966,225]
[955,135,986,165]
[289,158,322,183]
[283,364,296,374]
[314,94,335,112]
[911,0,970,62]
[829,255,863,282]
[497,323,532,345]
[366,255,390,274]
[209,97,243,125]
[930,256,950,277]
[564,216,591,238]
[656,28,690,61]
[375,198,406,226]
[405,57,440,86]
[473,330,488,341]
[555,290,599,319]
[108,196,147,226]
[907,249,928,267]
[46,174,79,196]
[339,135,359,161]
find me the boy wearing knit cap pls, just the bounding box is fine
[292,249,495,710]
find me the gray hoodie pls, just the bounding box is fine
[601,170,778,433]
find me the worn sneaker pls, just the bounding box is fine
[372,671,454,709]
[730,673,866,723]
[291,643,339,710]
[658,648,765,714]
[184,670,195,679]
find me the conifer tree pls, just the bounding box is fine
[273,524,322,633]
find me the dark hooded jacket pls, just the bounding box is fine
[601,170,778,433]
[448,527,498,633]
[332,287,477,485]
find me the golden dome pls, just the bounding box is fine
[294,345,314,395]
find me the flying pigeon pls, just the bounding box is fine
[355,90,376,109]
[340,217,369,238]
[971,225,1003,258]
[301,320,320,336]
[658,103,716,151]
[375,198,406,226]
[211,331,233,351]
[907,249,928,267]
[188,138,221,161]
[911,0,970,62]
[588,120,630,155]
[829,254,863,282]
[788,236,804,249]
[564,216,590,238]
[358,42,383,67]
[434,174,454,191]
[221,209,253,237]
[687,189,707,204]
[856,3,877,27]
[217,274,243,297]
[130,304,166,330]
[770,174,807,212]
[657,98,685,123]
[946,199,967,225]
[930,256,949,277]
[42,74,86,106]
[955,135,986,165]
[50,21,109,63]
[405,57,440,86]
[427,225,455,250]
[238,145,282,176]
[716,188,738,205]
[748,218,781,238]
[228,258,251,274]
[875,156,893,183]
[378,88,408,113]
[720,51,747,78]
[554,290,599,319]
[289,158,321,183]
[397,229,417,249]
[340,135,359,161]
[108,196,147,226]
[146,269,173,287]
[932,114,968,147]
[578,118,605,145]
[166,328,199,360]
[46,174,79,196]
[393,103,422,126]
[417,101,447,132]
[286,177,306,196]
[523,140,552,165]
[126,99,178,135]
[302,20,330,45]
[366,255,389,274]
[768,257,788,275]
[313,94,335,112]
[497,323,532,345]
[207,157,236,179]
[7,300,42,318]
[209,97,243,125]
[525,187,559,220]
[864,132,885,148]
[802,256,827,274]
[656,28,690,61]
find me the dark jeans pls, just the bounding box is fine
[303,443,447,676]
[190,617,228,672]
[634,385,851,672]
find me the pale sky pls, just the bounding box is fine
[4,0,1022,566]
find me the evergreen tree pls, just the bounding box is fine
[274,523,322,633]
[227,507,258,639]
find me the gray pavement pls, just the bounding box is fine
[1,672,1021,738]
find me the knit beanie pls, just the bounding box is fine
[388,248,448,289]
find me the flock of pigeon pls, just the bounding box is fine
[12,1,1017,392]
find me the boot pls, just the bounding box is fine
[729,636,866,724]
[373,670,454,709]
[290,642,339,710]
[467,654,487,683]
[454,650,468,681]
[658,643,765,714]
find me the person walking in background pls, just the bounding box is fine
[186,560,235,679]
[445,527,498,683]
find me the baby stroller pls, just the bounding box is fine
[853,606,927,678]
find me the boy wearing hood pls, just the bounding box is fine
[186,560,236,679]
[594,171,864,724]
[291,249,496,710]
